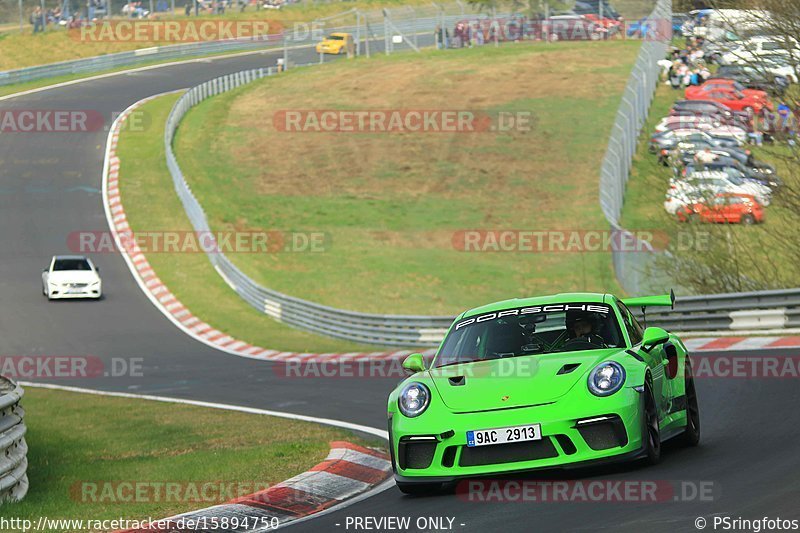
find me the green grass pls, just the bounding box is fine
[5,387,378,527]
[173,41,639,315]
[117,93,381,353]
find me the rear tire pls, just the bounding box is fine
[642,380,661,465]
[397,481,443,496]
[741,214,756,225]
[681,360,701,446]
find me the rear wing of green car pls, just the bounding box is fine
[622,289,675,310]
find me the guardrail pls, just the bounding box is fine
[0,376,28,503]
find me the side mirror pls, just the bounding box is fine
[642,327,670,351]
[402,353,426,373]
[95,266,100,273]
[42,268,48,273]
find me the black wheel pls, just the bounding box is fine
[741,214,756,225]
[396,481,443,496]
[681,359,701,446]
[642,379,661,465]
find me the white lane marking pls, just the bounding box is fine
[18,381,388,440]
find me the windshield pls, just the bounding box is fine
[53,258,91,271]
[327,35,345,40]
[434,303,624,368]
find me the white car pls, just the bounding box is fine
[756,55,799,84]
[671,170,772,207]
[654,117,749,143]
[664,188,715,215]
[42,255,102,300]
[720,36,800,66]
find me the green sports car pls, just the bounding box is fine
[387,292,700,495]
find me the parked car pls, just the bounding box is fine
[681,160,780,190]
[664,187,714,215]
[710,66,790,95]
[670,100,751,127]
[654,116,749,143]
[672,147,777,182]
[650,130,741,153]
[685,87,772,114]
[676,193,764,225]
[720,36,800,66]
[671,170,772,207]
[756,54,799,84]
[685,78,770,102]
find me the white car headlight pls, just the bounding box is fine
[398,382,430,418]
[588,361,626,397]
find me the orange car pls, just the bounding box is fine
[677,193,764,225]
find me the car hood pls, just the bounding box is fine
[428,348,623,412]
[47,271,100,284]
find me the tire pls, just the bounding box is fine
[396,481,443,496]
[743,106,754,115]
[642,379,661,465]
[741,214,756,225]
[681,359,701,446]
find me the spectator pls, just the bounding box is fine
[185,0,192,15]
[694,148,716,164]
[31,7,44,33]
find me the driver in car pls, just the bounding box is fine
[559,310,608,349]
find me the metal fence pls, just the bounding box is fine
[599,0,671,295]
[0,376,28,504]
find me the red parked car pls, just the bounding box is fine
[685,79,770,102]
[685,86,773,114]
[676,193,764,225]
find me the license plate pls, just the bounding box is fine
[466,423,541,447]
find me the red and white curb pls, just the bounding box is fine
[684,336,800,352]
[102,94,434,364]
[116,441,391,532]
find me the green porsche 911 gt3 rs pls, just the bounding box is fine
[387,292,700,495]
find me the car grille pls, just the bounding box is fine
[458,438,559,467]
[68,283,88,288]
[398,440,437,470]
[576,415,628,450]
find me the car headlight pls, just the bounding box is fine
[587,361,626,397]
[398,382,430,418]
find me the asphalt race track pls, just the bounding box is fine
[1,43,799,533]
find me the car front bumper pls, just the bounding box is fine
[390,386,646,481]
[48,286,101,299]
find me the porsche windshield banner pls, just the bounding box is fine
[454,303,612,330]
